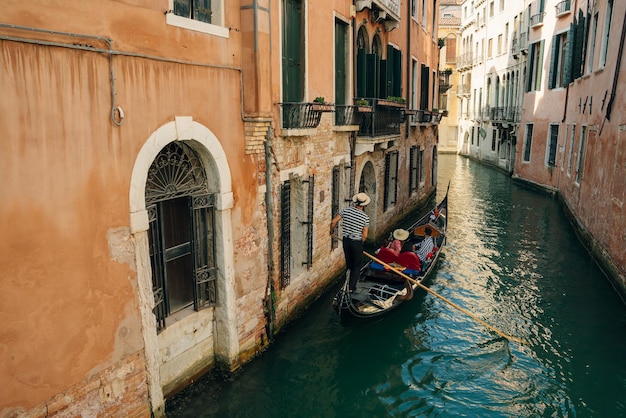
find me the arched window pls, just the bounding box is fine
[146,141,217,332]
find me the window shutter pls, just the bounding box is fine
[357,48,367,98]
[192,194,217,310]
[282,0,303,102]
[280,181,291,289]
[535,40,544,91]
[379,59,388,98]
[331,167,340,250]
[420,64,430,109]
[335,20,347,105]
[366,53,380,98]
[393,47,402,97]
[384,153,391,210]
[527,43,536,92]
[305,175,314,269]
[548,35,558,89]
[563,23,574,84]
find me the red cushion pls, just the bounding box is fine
[376,247,399,265]
[397,251,421,270]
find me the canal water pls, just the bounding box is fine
[167,154,626,417]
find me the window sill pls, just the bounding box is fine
[166,13,229,38]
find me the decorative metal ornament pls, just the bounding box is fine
[145,142,207,204]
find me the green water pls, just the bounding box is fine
[168,155,626,417]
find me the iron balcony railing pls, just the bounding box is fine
[520,32,528,52]
[280,102,334,129]
[490,106,522,122]
[356,98,405,137]
[556,0,571,16]
[530,12,545,27]
[335,105,360,126]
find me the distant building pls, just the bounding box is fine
[456,0,528,173]
[438,0,463,153]
[0,0,441,416]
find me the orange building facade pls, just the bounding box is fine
[0,0,441,416]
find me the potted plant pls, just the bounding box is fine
[311,97,334,112]
[356,98,372,113]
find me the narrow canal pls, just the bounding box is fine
[167,154,626,417]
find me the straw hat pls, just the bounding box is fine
[393,228,409,241]
[352,192,371,206]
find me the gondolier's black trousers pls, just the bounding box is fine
[342,238,364,291]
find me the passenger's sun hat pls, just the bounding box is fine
[352,192,371,206]
[393,228,409,241]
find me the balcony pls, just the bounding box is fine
[490,106,521,123]
[556,0,571,17]
[438,70,453,93]
[356,98,405,137]
[530,12,545,28]
[280,102,329,130]
[335,105,360,127]
[511,37,520,58]
[456,84,471,96]
[356,0,400,31]
[519,32,528,54]
[456,52,474,71]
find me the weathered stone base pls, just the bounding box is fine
[3,352,150,418]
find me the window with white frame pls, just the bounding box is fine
[599,0,614,68]
[548,31,568,89]
[567,124,575,176]
[168,0,227,37]
[587,10,599,74]
[546,124,559,167]
[575,126,587,183]
[523,123,533,162]
[527,40,544,91]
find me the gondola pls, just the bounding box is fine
[332,184,449,321]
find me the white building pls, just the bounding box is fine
[457,0,530,173]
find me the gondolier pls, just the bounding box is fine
[330,192,371,292]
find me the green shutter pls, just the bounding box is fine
[380,59,388,98]
[393,48,402,97]
[563,23,574,84]
[282,0,303,102]
[357,48,367,98]
[335,20,347,104]
[420,64,429,109]
[526,44,535,92]
[366,53,380,98]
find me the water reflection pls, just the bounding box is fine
[168,155,626,418]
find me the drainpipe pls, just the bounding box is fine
[604,7,626,125]
[406,0,412,139]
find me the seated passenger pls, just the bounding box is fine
[387,228,409,255]
[413,226,435,264]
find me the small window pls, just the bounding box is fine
[523,124,533,162]
[547,124,559,167]
[576,126,587,183]
[567,124,576,175]
[167,0,228,37]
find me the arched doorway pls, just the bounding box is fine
[129,117,238,411]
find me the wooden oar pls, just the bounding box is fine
[364,251,529,345]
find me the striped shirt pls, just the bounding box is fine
[339,206,370,241]
[415,236,434,262]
